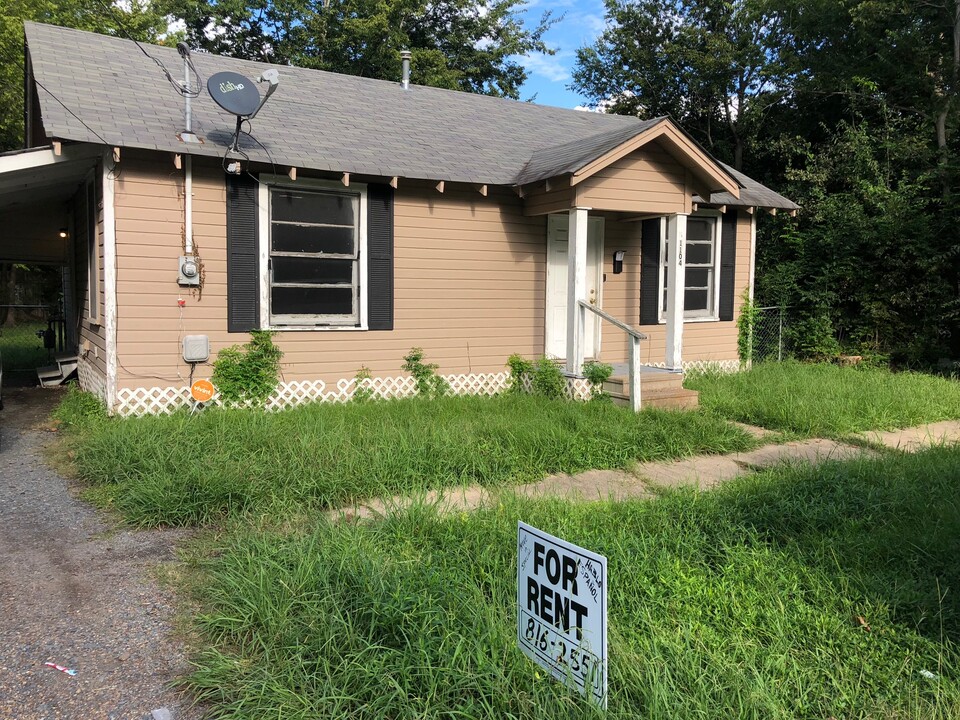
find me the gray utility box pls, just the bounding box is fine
[178,255,201,286]
[182,335,210,363]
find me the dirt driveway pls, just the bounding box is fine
[0,388,199,720]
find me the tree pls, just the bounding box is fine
[161,0,555,99]
[0,0,170,151]
[572,0,788,169]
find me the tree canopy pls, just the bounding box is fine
[158,0,555,97]
[575,0,960,364]
[0,0,169,150]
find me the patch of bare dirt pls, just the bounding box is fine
[0,388,199,720]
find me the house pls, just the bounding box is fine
[1,22,797,415]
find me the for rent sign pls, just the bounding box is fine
[517,521,608,707]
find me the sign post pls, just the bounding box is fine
[517,521,608,708]
[190,379,215,411]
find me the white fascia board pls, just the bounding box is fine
[0,144,101,175]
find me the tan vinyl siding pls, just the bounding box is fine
[523,184,574,216]
[73,179,107,380]
[113,153,548,388]
[576,141,688,215]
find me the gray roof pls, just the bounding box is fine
[25,22,796,208]
[695,163,799,211]
[515,120,662,185]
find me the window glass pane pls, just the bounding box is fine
[272,224,355,255]
[273,257,354,285]
[686,268,711,288]
[272,286,355,316]
[685,242,712,265]
[687,217,714,243]
[685,288,709,311]
[271,189,355,226]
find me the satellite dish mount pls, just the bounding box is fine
[207,70,280,152]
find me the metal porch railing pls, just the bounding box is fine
[578,300,647,412]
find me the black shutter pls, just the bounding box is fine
[718,210,738,322]
[367,183,394,331]
[640,217,661,325]
[226,174,260,332]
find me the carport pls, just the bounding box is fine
[0,144,100,384]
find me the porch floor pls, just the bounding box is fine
[607,363,679,377]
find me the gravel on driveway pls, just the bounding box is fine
[0,387,200,720]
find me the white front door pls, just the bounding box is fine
[545,214,604,360]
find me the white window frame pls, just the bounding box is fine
[258,175,368,331]
[658,210,722,323]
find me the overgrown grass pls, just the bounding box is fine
[687,360,960,435]
[185,448,960,719]
[0,321,48,372]
[63,394,751,527]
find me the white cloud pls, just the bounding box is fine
[572,12,606,38]
[163,17,186,38]
[521,52,571,83]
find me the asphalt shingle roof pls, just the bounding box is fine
[707,163,799,211]
[24,22,796,208]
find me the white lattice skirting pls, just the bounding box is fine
[114,371,594,417]
[642,359,742,374]
[77,358,107,404]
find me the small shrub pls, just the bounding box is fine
[583,360,613,400]
[787,311,841,361]
[402,347,449,399]
[52,383,107,429]
[352,366,374,403]
[212,331,283,406]
[531,356,566,400]
[737,290,760,367]
[506,353,533,393]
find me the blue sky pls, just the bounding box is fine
[515,0,608,109]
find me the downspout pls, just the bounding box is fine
[185,155,193,255]
[180,42,195,255]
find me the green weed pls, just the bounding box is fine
[184,448,960,719]
[687,360,960,436]
[63,394,750,527]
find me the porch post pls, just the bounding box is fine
[102,149,118,413]
[665,213,687,370]
[565,206,590,375]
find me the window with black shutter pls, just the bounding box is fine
[269,186,360,326]
[640,211,737,324]
[226,175,394,331]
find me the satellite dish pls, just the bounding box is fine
[208,71,261,117]
[209,69,281,159]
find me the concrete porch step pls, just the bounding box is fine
[604,373,699,410]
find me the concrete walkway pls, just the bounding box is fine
[333,420,960,521]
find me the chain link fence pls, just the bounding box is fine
[749,306,792,364]
[0,305,65,376]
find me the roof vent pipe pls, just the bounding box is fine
[400,49,411,90]
[177,42,193,134]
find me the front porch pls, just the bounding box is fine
[519,123,750,410]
